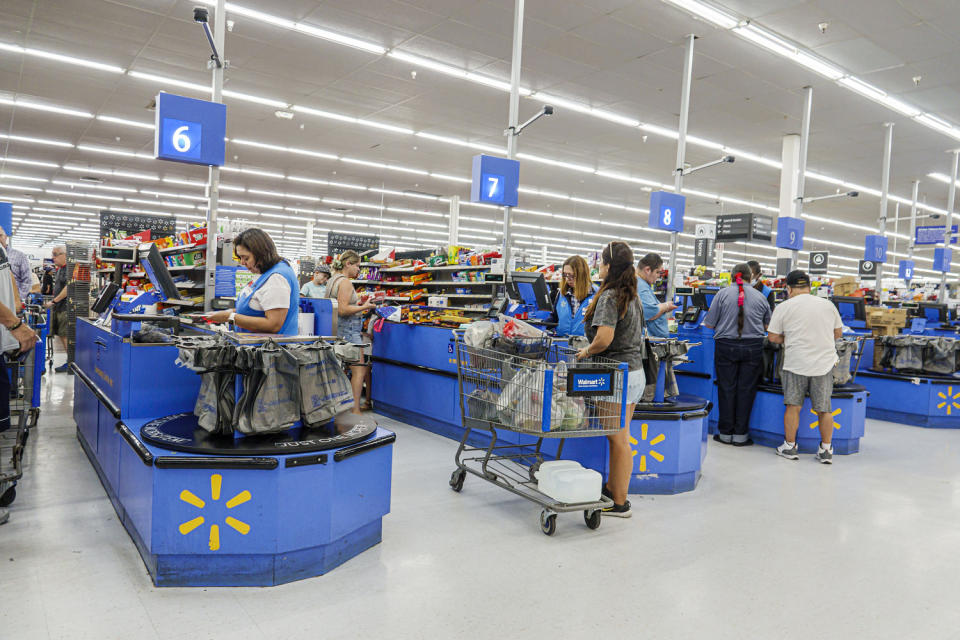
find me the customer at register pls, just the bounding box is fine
[576,241,645,518]
[205,228,300,335]
[549,255,597,336]
[0,241,39,526]
[767,270,843,464]
[702,263,771,446]
[300,264,330,298]
[328,250,377,414]
[637,253,677,338]
[748,260,775,311]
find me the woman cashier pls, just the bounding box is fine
[549,255,597,336]
[205,228,300,335]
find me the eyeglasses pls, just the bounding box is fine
[562,272,576,280]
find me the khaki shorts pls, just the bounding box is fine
[52,309,69,338]
[782,370,833,413]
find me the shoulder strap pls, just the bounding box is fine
[327,274,345,299]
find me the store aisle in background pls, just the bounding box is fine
[3,372,960,640]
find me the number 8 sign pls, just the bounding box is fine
[649,191,686,232]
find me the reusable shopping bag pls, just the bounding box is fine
[833,339,857,385]
[923,337,959,375]
[176,336,237,435]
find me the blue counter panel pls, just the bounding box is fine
[674,326,714,376]
[748,386,867,454]
[373,322,458,373]
[372,360,463,438]
[623,414,708,494]
[74,378,99,453]
[858,371,960,428]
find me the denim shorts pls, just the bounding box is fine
[782,369,833,413]
[599,369,645,404]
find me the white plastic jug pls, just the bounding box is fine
[535,461,602,504]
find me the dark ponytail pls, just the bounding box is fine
[732,263,752,338]
[584,241,637,323]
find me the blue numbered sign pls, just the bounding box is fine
[471,155,520,207]
[934,248,952,273]
[154,92,226,166]
[776,217,805,250]
[863,235,888,263]
[898,260,915,280]
[648,191,686,232]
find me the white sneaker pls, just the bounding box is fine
[0,507,9,525]
[817,444,833,464]
[776,441,799,460]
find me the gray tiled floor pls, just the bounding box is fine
[3,369,960,639]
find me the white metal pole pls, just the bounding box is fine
[907,180,919,286]
[203,0,225,311]
[668,33,695,300]
[877,122,894,303]
[502,0,525,273]
[448,194,460,245]
[305,220,314,257]
[940,151,959,302]
[793,86,813,269]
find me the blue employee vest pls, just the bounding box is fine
[235,260,300,336]
[760,283,772,298]
[555,286,597,336]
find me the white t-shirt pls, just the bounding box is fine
[768,293,843,376]
[240,273,291,312]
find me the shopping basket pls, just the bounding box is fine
[451,336,630,536]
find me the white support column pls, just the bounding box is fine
[941,151,959,302]
[203,0,225,311]
[907,180,919,286]
[778,133,802,269]
[668,33,695,299]
[502,0,525,271]
[305,220,314,257]
[877,122,894,302]
[448,195,460,245]
[541,245,547,265]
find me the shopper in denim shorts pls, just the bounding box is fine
[767,270,843,464]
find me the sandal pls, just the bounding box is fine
[358,400,373,412]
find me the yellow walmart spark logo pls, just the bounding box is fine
[936,386,960,415]
[809,408,842,430]
[629,423,665,472]
[178,474,252,551]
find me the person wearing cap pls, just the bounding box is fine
[767,270,843,464]
[300,265,330,298]
[701,263,772,446]
[748,260,775,311]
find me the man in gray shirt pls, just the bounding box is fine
[702,263,772,445]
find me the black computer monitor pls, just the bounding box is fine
[138,243,181,302]
[91,282,120,314]
[507,272,553,312]
[919,302,948,323]
[697,286,720,310]
[831,296,866,321]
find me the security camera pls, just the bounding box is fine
[723,155,735,163]
[193,7,209,23]
[847,191,859,197]
[543,105,554,116]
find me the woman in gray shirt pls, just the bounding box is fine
[576,241,645,518]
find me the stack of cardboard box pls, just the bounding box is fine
[866,307,908,368]
[833,276,858,296]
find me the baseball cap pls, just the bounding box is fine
[316,264,331,274]
[785,270,811,287]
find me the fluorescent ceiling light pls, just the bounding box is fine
[97,115,154,130]
[231,138,337,160]
[222,89,289,108]
[660,0,738,29]
[0,41,124,73]
[838,77,887,102]
[1,157,59,168]
[0,96,91,118]
[290,105,413,135]
[127,71,208,93]
[0,173,47,183]
[0,183,41,192]
[0,132,73,148]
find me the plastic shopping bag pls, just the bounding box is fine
[233,341,301,435]
[176,336,236,435]
[287,341,354,426]
[923,337,959,375]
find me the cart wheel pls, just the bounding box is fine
[0,486,15,507]
[449,469,465,492]
[539,510,557,536]
[584,509,602,530]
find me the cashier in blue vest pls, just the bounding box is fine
[749,260,775,311]
[204,228,300,335]
[548,255,597,336]
[636,253,677,338]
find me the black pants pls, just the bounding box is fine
[714,338,764,441]
[0,358,11,433]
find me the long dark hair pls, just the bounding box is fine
[732,262,752,337]
[234,228,282,273]
[584,241,637,323]
[747,260,764,293]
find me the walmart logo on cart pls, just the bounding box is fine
[571,375,611,392]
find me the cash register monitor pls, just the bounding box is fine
[919,302,948,323]
[91,282,120,314]
[507,272,553,313]
[138,243,181,302]
[831,296,866,322]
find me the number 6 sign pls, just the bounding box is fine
[648,191,686,232]
[154,92,226,166]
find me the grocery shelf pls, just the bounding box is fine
[159,242,206,254]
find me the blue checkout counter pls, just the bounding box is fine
[372,321,709,494]
[72,317,394,587]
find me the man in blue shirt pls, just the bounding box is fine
[637,253,677,338]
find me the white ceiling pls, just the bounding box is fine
[0,0,958,279]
